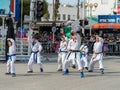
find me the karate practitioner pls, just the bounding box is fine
[62,33,84,78]
[27,35,43,73]
[6,38,16,77]
[57,36,67,71]
[80,41,88,70]
[71,31,81,69]
[88,36,104,74]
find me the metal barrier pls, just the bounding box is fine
[0,38,60,61]
[105,42,120,55]
[88,42,120,55]
[0,38,31,61]
[0,37,119,61]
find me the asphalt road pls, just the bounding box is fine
[0,56,120,90]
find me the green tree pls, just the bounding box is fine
[21,0,48,21]
[23,0,30,16]
[53,0,60,21]
[42,0,49,21]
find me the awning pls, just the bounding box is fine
[92,23,120,29]
[36,21,62,27]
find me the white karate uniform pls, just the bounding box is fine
[80,45,88,68]
[58,40,67,70]
[63,39,83,71]
[89,39,104,70]
[7,39,16,74]
[28,36,43,71]
[76,33,81,48]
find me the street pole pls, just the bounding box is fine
[53,32,55,43]
[21,0,23,38]
[21,0,23,55]
[77,0,80,19]
[52,0,55,21]
[81,0,85,36]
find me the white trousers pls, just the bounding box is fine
[58,53,66,69]
[7,56,16,74]
[89,53,104,70]
[81,55,88,68]
[63,52,83,71]
[28,53,43,71]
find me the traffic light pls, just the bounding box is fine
[84,19,88,25]
[79,19,88,26]
[79,20,83,26]
[37,0,43,21]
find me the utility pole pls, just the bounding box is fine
[52,0,55,21]
[77,0,80,19]
[81,0,85,36]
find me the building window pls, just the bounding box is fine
[63,14,66,20]
[57,14,60,20]
[118,0,120,4]
[101,0,108,4]
[68,15,70,20]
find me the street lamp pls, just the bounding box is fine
[84,2,98,35]
[85,2,98,17]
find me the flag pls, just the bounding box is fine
[10,0,15,13]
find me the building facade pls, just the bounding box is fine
[47,4,79,21]
[85,0,117,17]
[47,0,118,21]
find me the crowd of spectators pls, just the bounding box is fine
[84,33,120,43]
[32,30,120,55]
[32,31,61,53]
[83,33,120,55]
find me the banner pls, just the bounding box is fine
[98,15,120,23]
[117,5,120,14]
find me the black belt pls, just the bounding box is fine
[70,50,80,52]
[95,52,103,54]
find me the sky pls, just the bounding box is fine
[46,0,77,5]
[0,0,10,14]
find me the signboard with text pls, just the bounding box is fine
[98,15,120,23]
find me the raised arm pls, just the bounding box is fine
[7,38,15,47]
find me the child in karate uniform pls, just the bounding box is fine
[6,38,16,77]
[88,36,104,74]
[57,36,67,71]
[27,35,43,73]
[80,41,88,70]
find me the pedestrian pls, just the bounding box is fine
[80,41,89,70]
[62,33,84,78]
[88,36,104,74]
[57,36,67,71]
[5,38,16,77]
[27,35,43,73]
